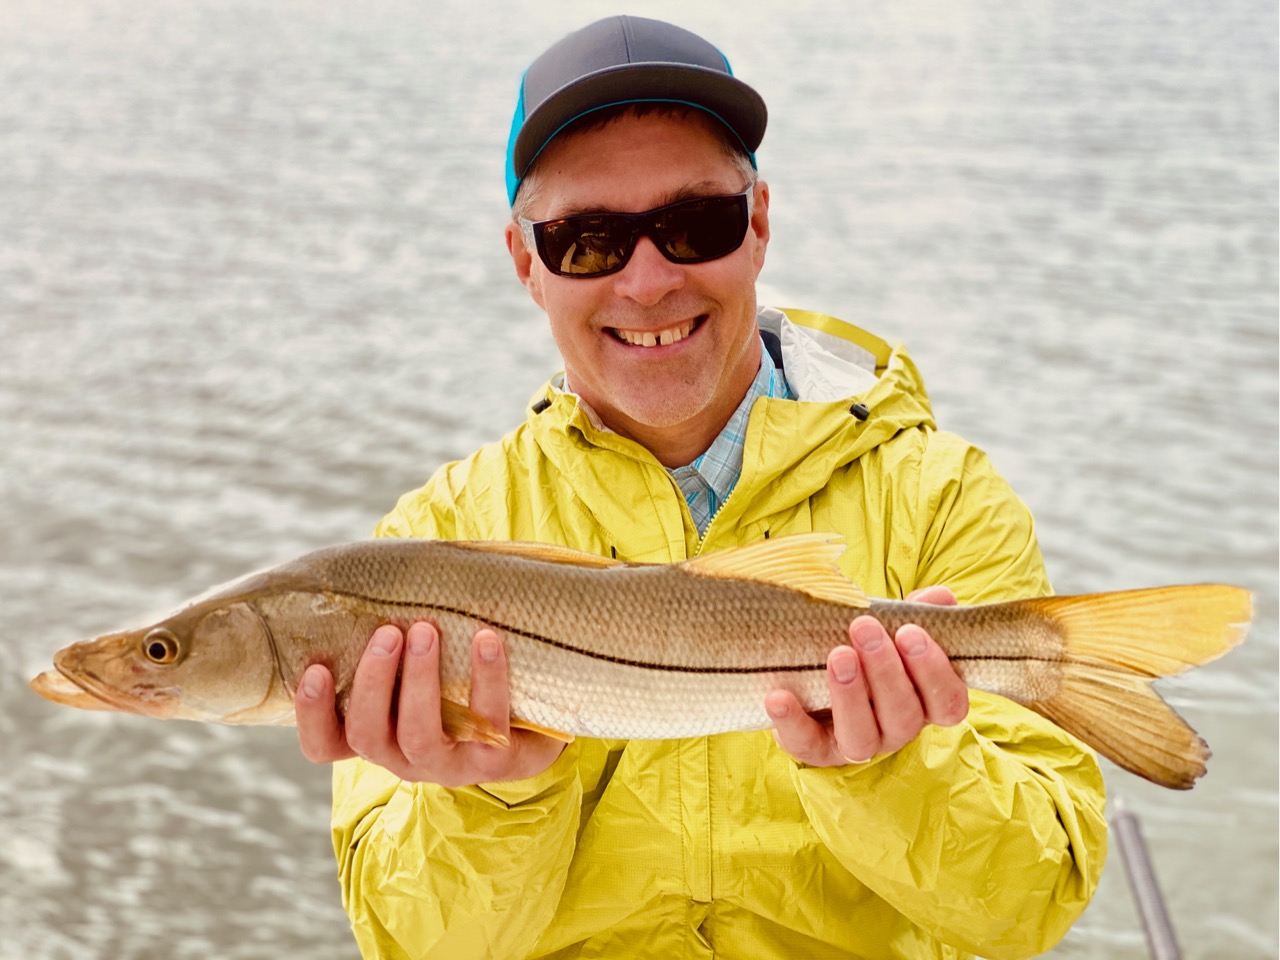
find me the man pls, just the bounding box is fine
[295,16,1106,959]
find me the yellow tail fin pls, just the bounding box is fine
[1025,584,1252,789]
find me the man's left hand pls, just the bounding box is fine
[766,586,969,767]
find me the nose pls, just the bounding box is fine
[610,235,685,305]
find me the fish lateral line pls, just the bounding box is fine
[329,592,831,675]
[325,591,1075,675]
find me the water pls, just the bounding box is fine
[2,2,1275,957]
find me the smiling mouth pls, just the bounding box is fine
[608,315,706,347]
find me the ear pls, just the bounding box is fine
[505,221,546,310]
[749,180,771,277]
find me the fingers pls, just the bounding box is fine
[358,625,515,783]
[843,617,969,748]
[343,625,409,770]
[769,607,970,768]
[454,630,517,783]
[294,663,355,763]
[895,624,969,726]
[393,622,446,762]
[468,629,513,740]
[343,624,506,781]
[296,620,566,786]
[893,585,965,726]
[907,584,957,606]
[824,643,880,762]
[848,617,924,754]
[767,689,842,766]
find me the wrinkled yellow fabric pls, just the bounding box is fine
[331,310,1107,960]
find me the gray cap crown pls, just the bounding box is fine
[505,16,767,204]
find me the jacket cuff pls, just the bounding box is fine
[473,741,579,807]
[782,744,891,775]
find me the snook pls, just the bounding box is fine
[30,534,1251,790]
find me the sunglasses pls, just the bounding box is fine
[518,189,755,279]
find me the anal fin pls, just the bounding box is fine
[440,700,574,746]
[441,699,510,747]
[510,718,576,743]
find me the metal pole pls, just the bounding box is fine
[1110,796,1183,960]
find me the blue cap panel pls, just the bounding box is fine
[505,74,529,206]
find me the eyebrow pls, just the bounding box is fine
[549,180,742,219]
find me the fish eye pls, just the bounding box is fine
[142,629,180,664]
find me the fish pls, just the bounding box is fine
[29,533,1251,790]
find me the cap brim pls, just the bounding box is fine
[513,63,767,178]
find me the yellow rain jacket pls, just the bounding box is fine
[332,308,1107,960]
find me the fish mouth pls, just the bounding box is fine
[47,645,181,719]
[29,669,120,712]
[607,314,705,347]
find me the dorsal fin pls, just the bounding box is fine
[446,540,624,569]
[681,534,868,608]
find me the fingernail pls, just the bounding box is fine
[479,635,501,663]
[897,626,928,658]
[407,627,434,657]
[852,620,883,652]
[830,648,858,684]
[300,667,322,700]
[370,628,400,657]
[766,699,790,720]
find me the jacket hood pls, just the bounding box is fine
[524,307,937,540]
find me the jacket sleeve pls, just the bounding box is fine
[792,433,1107,959]
[332,746,584,959]
[330,471,584,959]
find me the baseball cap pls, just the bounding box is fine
[505,16,767,205]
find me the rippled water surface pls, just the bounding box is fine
[3,2,1275,957]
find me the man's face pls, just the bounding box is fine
[506,111,770,464]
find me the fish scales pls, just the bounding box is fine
[277,540,868,737]
[290,539,1068,674]
[868,601,1070,705]
[291,539,854,668]
[263,541,1070,738]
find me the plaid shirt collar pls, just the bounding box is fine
[670,342,794,534]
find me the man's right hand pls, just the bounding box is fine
[294,622,567,787]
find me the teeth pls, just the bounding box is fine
[615,320,695,347]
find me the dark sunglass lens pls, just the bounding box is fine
[654,197,748,262]
[540,218,628,276]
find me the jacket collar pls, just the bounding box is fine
[523,307,937,548]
